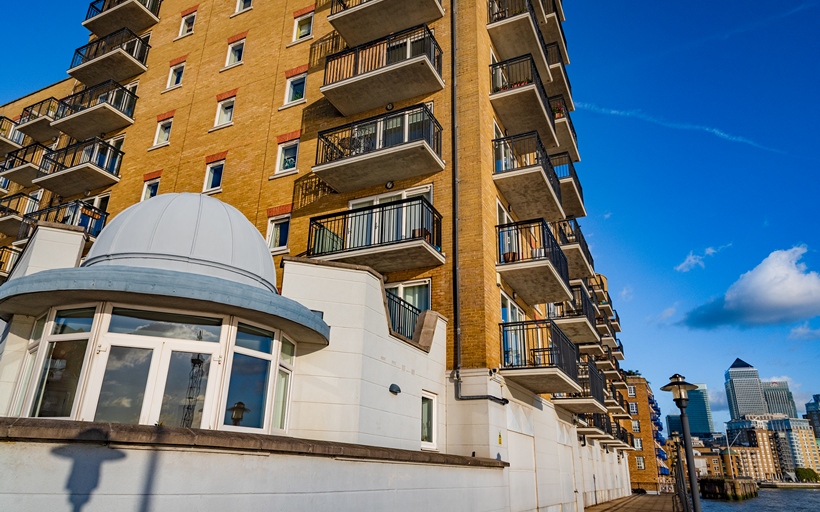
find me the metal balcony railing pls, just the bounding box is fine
[0,117,29,146]
[70,27,150,70]
[18,201,109,241]
[551,218,593,269]
[3,143,51,171]
[38,138,124,180]
[490,55,556,132]
[56,80,138,120]
[492,131,561,202]
[86,0,161,20]
[597,314,614,334]
[551,283,595,327]
[611,309,620,325]
[488,0,551,70]
[544,42,572,94]
[0,246,21,274]
[19,98,62,125]
[324,25,442,85]
[613,339,624,355]
[330,0,441,15]
[316,104,442,166]
[0,193,40,217]
[307,196,442,257]
[558,358,605,403]
[499,319,578,378]
[496,218,569,283]
[549,95,576,142]
[582,413,611,433]
[609,384,626,410]
[541,0,567,51]
[386,291,421,340]
[551,152,583,202]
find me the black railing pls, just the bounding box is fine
[541,0,568,52]
[499,319,578,379]
[39,138,123,180]
[487,0,551,72]
[18,201,109,240]
[86,0,161,20]
[19,98,62,125]
[597,313,613,334]
[324,25,442,85]
[492,131,561,202]
[613,339,624,356]
[611,309,620,325]
[0,246,21,275]
[582,413,610,433]
[609,383,626,410]
[70,27,150,70]
[307,196,442,257]
[0,193,40,217]
[56,80,138,120]
[551,152,583,202]
[551,218,593,270]
[3,143,51,172]
[549,95,576,142]
[564,358,605,404]
[551,283,595,327]
[544,43,572,94]
[0,117,29,145]
[386,291,421,339]
[490,55,556,133]
[316,104,442,166]
[496,218,569,284]
[330,0,442,15]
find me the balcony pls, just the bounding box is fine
[597,315,616,348]
[606,383,629,418]
[492,132,564,222]
[593,348,615,372]
[490,56,558,148]
[544,43,572,109]
[548,96,579,161]
[83,0,161,37]
[498,319,581,394]
[0,117,30,158]
[612,339,624,360]
[602,422,633,449]
[0,246,21,281]
[0,193,40,237]
[578,413,611,439]
[591,274,614,317]
[552,153,585,218]
[602,357,621,379]
[611,309,621,332]
[68,28,150,86]
[553,359,607,414]
[386,291,421,340]
[549,283,598,343]
[552,218,593,278]
[0,143,51,188]
[328,0,445,47]
[33,138,123,196]
[537,0,569,64]
[487,0,552,83]
[612,370,628,389]
[0,178,8,195]
[322,25,444,116]
[306,196,444,273]
[313,104,444,192]
[52,81,137,140]
[17,200,109,243]
[16,98,63,143]
[496,219,571,305]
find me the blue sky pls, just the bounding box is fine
[2,1,819,431]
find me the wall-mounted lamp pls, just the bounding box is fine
[386,103,394,111]
[385,181,394,190]
[388,383,401,395]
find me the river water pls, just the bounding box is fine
[702,488,820,512]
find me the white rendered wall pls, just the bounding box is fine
[7,226,85,281]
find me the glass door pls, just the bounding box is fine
[501,293,525,367]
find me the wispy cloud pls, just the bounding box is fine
[576,102,784,154]
[620,286,633,301]
[603,212,612,220]
[675,244,732,272]
[789,323,820,340]
[646,303,679,325]
[709,388,729,412]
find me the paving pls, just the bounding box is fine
[585,494,676,512]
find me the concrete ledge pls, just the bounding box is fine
[0,418,508,469]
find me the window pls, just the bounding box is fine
[421,391,436,450]
[272,336,295,431]
[632,420,641,432]
[83,193,110,213]
[142,178,160,201]
[179,13,196,37]
[629,402,638,415]
[167,64,185,88]
[236,0,252,13]
[215,98,234,127]
[386,280,431,312]
[285,74,306,104]
[636,456,645,470]
[10,316,47,417]
[266,216,290,253]
[627,385,636,397]
[226,40,245,66]
[277,141,298,173]
[204,161,224,192]
[634,438,643,450]
[293,13,313,41]
[154,119,173,146]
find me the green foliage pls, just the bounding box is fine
[795,467,820,482]
[624,370,642,377]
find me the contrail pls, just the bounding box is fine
[575,102,785,154]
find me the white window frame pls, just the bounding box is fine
[142,178,160,202]
[284,73,307,105]
[636,456,645,470]
[153,119,173,147]
[627,385,636,397]
[629,402,638,415]
[214,98,235,128]
[266,214,290,255]
[226,40,245,67]
[166,63,185,89]
[632,420,641,433]
[272,335,295,433]
[203,160,225,194]
[276,140,299,175]
[347,184,432,210]
[83,193,110,213]
[179,13,196,38]
[235,0,253,14]
[385,279,432,312]
[9,315,47,417]
[421,390,437,451]
[293,13,314,42]
[634,437,643,450]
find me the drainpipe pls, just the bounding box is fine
[450,0,508,407]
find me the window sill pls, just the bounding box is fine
[162,84,183,94]
[278,98,306,111]
[148,141,170,152]
[286,35,313,48]
[174,32,194,42]
[220,61,244,73]
[268,168,298,180]
[203,188,223,196]
[269,246,289,256]
[230,7,252,18]
[209,122,234,133]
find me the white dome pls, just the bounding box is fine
[83,193,278,292]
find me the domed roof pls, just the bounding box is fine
[83,193,277,292]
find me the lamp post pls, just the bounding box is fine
[661,374,702,512]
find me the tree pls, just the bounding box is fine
[624,370,642,377]
[795,467,820,482]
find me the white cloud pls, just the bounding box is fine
[659,307,677,320]
[684,245,820,328]
[675,244,732,272]
[620,286,633,301]
[603,212,612,220]
[789,323,820,340]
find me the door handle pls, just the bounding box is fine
[96,344,108,354]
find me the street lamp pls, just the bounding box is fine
[227,401,250,426]
[661,374,702,512]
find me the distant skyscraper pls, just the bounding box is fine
[688,383,715,437]
[804,395,820,439]
[666,415,682,436]
[763,381,798,418]
[725,358,768,420]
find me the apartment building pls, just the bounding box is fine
[0,0,636,509]
[624,375,671,493]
